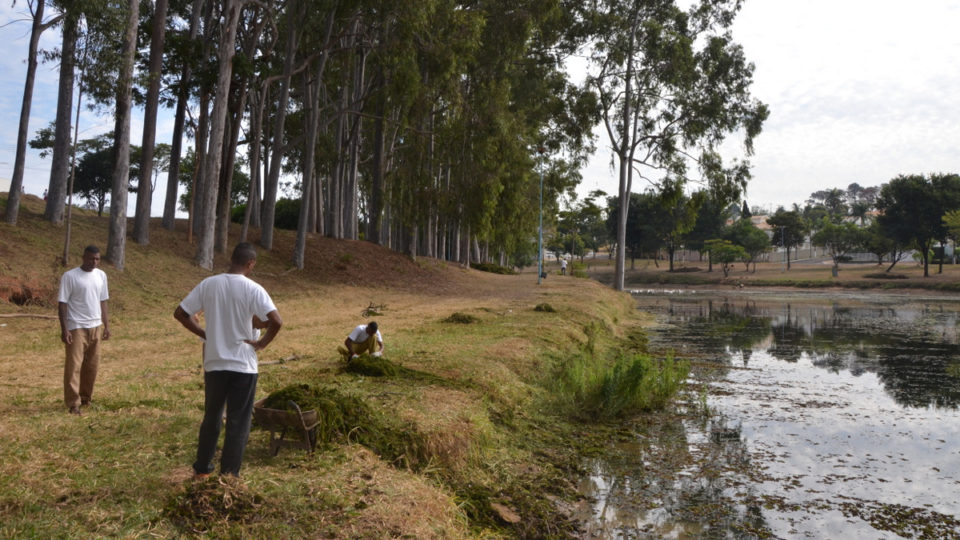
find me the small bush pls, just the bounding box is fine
[470,262,517,275]
[444,312,479,324]
[863,272,907,279]
[534,303,556,313]
[549,353,688,421]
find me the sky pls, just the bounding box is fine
[2,1,960,216]
[574,1,960,213]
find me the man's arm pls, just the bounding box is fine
[174,305,206,340]
[100,300,110,340]
[58,302,72,345]
[245,310,282,351]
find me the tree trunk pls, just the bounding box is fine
[368,92,386,244]
[45,10,79,224]
[105,0,141,270]
[133,0,169,244]
[162,0,204,230]
[194,0,242,269]
[6,0,52,225]
[260,0,303,250]
[294,65,322,270]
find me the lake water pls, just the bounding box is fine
[578,290,960,539]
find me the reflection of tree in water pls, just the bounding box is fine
[666,417,772,538]
[655,297,960,409]
[587,413,773,537]
[663,299,773,360]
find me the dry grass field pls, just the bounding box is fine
[0,195,647,538]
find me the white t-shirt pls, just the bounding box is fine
[560,259,568,268]
[179,273,277,374]
[58,267,109,331]
[348,324,382,344]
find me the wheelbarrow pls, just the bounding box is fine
[253,398,320,456]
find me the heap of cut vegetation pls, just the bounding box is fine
[165,477,267,534]
[344,354,400,376]
[534,302,557,312]
[260,384,429,469]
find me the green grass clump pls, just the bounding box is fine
[549,353,689,421]
[534,303,556,313]
[443,312,479,324]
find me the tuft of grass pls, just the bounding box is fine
[548,352,689,421]
[533,303,556,313]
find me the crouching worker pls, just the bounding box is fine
[338,321,384,361]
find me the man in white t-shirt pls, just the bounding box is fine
[58,245,110,415]
[560,258,568,275]
[174,242,282,479]
[339,321,384,361]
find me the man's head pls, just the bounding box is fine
[80,245,101,272]
[366,321,378,335]
[230,242,257,273]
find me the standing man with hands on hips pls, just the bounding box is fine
[174,242,282,479]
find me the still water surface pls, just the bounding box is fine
[579,291,960,539]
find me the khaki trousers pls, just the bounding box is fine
[338,334,382,360]
[64,326,103,408]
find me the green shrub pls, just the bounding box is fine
[534,303,556,313]
[549,353,688,421]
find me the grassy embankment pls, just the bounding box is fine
[0,195,671,538]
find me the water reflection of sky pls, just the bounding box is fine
[579,293,960,539]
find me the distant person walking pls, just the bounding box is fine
[560,258,567,275]
[174,242,282,479]
[58,245,110,415]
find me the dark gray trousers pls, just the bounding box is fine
[193,370,258,476]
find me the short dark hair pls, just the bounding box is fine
[83,245,100,255]
[231,242,257,265]
[366,321,378,334]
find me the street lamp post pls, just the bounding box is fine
[537,147,544,285]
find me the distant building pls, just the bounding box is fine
[0,177,10,194]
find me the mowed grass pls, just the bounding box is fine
[0,195,652,538]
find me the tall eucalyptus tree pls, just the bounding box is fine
[132,0,169,243]
[105,0,140,270]
[194,0,243,269]
[584,0,767,290]
[6,0,63,225]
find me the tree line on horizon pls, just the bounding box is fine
[550,175,960,279]
[2,0,765,291]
